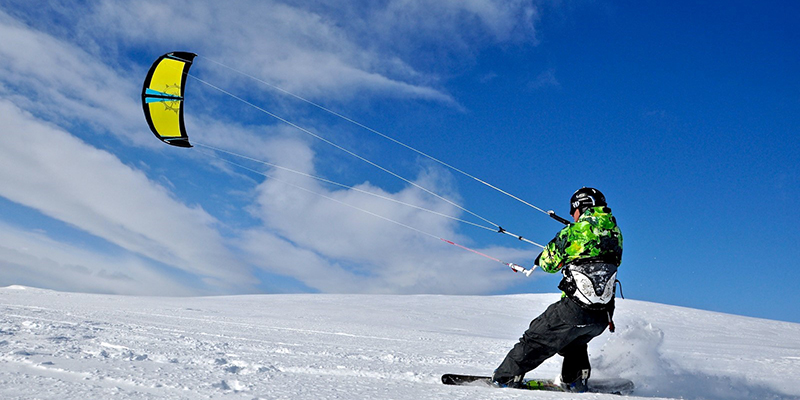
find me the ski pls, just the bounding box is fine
[441,374,634,395]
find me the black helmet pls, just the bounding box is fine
[570,187,607,216]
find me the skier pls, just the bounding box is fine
[491,187,623,392]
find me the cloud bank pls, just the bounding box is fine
[0,1,541,295]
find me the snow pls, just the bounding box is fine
[2,286,799,400]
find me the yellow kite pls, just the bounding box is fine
[142,52,197,148]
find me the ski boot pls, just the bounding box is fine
[492,373,525,389]
[555,369,589,393]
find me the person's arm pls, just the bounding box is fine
[535,225,571,273]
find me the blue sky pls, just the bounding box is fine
[0,1,798,323]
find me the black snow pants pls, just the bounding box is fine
[493,296,612,383]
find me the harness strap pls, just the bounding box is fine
[607,311,615,333]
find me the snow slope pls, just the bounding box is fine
[1,286,799,400]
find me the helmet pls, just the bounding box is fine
[570,187,607,216]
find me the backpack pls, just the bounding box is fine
[558,261,618,311]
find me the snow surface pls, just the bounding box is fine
[2,286,799,400]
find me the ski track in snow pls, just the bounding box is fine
[1,286,799,400]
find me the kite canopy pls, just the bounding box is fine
[142,52,197,148]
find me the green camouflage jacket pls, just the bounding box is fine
[536,206,623,273]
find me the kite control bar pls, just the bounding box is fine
[548,210,571,225]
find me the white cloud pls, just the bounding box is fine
[4,1,540,106]
[530,68,560,89]
[0,100,254,292]
[0,1,544,295]
[238,136,536,294]
[373,0,539,44]
[0,222,198,296]
[88,1,459,104]
[0,9,146,145]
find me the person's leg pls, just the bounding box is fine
[493,300,573,383]
[556,309,609,392]
[559,341,591,388]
